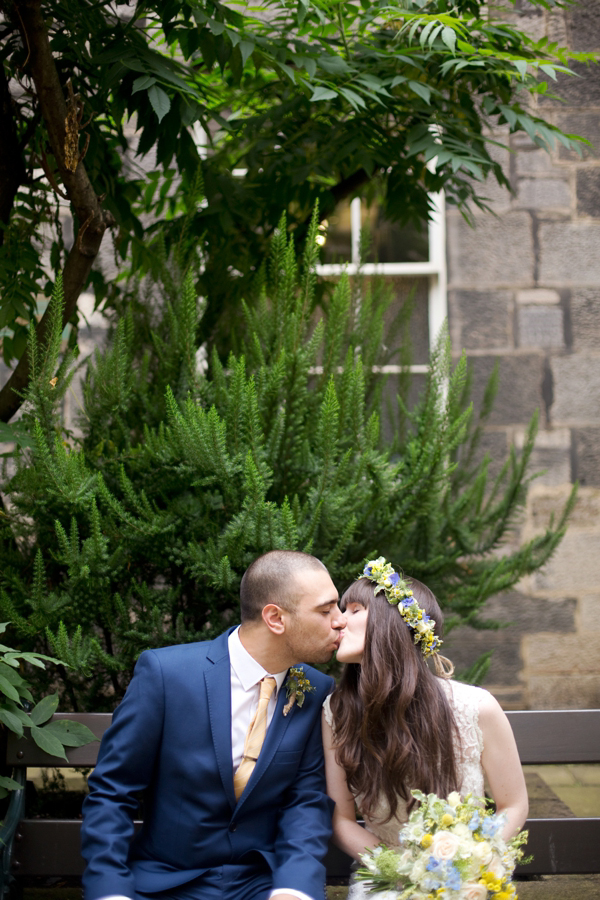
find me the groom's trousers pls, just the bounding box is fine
[135,862,272,900]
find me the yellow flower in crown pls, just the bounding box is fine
[361,557,442,658]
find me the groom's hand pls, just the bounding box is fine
[271,894,310,900]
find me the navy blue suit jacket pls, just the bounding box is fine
[81,630,334,900]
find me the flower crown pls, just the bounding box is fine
[360,557,441,658]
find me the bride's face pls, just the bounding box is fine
[335,601,369,664]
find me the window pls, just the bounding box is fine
[315,192,447,376]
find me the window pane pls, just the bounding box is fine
[319,199,352,264]
[382,276,430,366]
[362,204,429,263]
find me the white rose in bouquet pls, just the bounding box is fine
[459,882,488,900]
[431,830,461,860]
[471,840,493,866]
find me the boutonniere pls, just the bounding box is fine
[283,667,315,716]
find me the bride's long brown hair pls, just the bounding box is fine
[329,576,460,821]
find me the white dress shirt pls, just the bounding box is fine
[100,629,317,900]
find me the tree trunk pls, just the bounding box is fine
[0,0,115,423]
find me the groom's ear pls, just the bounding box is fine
[262,603,286,635]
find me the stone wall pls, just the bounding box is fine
[444,0,600,709]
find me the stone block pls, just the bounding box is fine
[529,486,600,531]
[539,61,600,108]
[547,9,568,45]
[579,595,600,632]
[539,223,600,286]
[518,305,564,349]
[525,633,600,675]
[514,426,571,486]
[449,290,512,350]
[551,355,600,424]
[556,113,600,162]
[528,675,600,709]
[456,428,509,485]
[566,0,600,52]
[516,178,571,210]
[574,427,600,486]
[482,591,576,632]
[447,212,533,287]
[532,532,600,593]
[446,593,576,687]
[516,150,554,176]
[444,626,523,687]
[576,169,600,218]
[478,143,513,211]
[571,290,600,352]
[517,289,560,305]
[467,354,543,426]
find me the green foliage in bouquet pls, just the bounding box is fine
[0,623,95,795]
[0,210,574,710]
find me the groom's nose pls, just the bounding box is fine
[332,605,346,629]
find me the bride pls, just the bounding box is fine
[322,558,529,896]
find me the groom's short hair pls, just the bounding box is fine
[240,550,327,622]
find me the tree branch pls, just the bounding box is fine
[0,0,115,423]
[0,62,26,243]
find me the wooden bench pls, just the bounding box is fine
[1,709,599,895]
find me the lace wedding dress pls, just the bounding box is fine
[323,679,487,900]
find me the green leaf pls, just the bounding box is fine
[339,87,367,110]
[0,774,23,791]
[43,719,97,747]
[310,86,337,102]
[0,674,19,702]
[30,723,68,760]
[207,20,225,36]
[132,75,156,94]
[0,708,24,737]
[408,81,431,104]
[318,55,350,75]
[148,85,171,123]
[441,26,456,53]
[30,692,59,726]
[513,59,528,78]
[239,40,255,67]
[539,64,557,80]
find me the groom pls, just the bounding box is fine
[81,550,346,900]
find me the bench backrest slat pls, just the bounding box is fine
[505,710,600,764]
[8,709,600,767]
[6,713,112,767]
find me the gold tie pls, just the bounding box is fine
[233,676,277,800]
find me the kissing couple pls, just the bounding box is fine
[82,550,528,900]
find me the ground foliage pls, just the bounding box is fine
[0,0,595,407]
[0,211,575,710]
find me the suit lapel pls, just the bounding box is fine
[205,632,237,811]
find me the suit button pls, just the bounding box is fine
[229,823,237,832]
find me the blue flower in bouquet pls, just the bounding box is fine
[468,810,482,831]
[482,814,504,838]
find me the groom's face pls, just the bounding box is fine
[283,569,346,665]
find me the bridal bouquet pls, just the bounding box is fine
[356,791,528,900]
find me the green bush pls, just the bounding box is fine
[0,623,95,794]
[0,212,574,711]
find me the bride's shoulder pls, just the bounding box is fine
[440,677,489,700]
